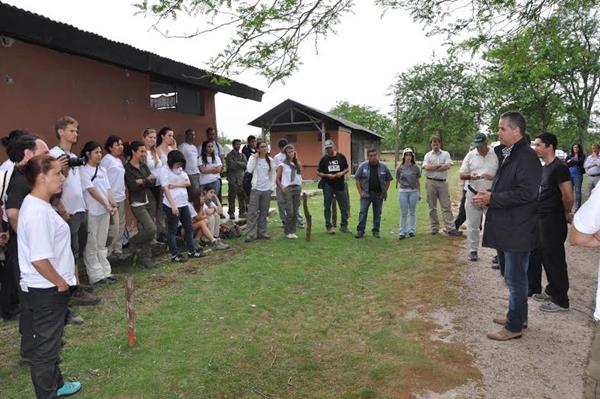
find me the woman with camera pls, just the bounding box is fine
[79,141,116,286]
[18,154,81,398]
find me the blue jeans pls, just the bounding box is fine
[572,175,582,210]
[323,184,349,230]
[398,191,418,235]
[357,192,384,233]
[163,204,196,256]
[503,251,530,332]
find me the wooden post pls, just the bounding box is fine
[302,192,312,241]
[126,275,136,347]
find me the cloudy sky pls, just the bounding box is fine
[5,0,446,139]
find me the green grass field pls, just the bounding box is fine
[0,167,480,399]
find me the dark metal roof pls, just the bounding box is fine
[248,99,383,138]
[0,1,263,102]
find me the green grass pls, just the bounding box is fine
[0,167,480,398]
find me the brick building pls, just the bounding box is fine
[0,2,263,154]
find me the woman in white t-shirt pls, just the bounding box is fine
[79,141,117,286]
[245,141,276,242]
[18,154,81,397]
[199,140,223,193]
[276,144,303,239]
[161,150,203,262]
[157,126,177,166]
[143,128,166,241]
[101,135,126,258]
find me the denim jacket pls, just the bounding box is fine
[355,161,393,199]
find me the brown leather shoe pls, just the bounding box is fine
[486,328,522,341]
[492,316,528,329]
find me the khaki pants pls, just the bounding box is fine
[107,200,126,256]
[84,213,112,284]
[465,191,486,252]
[426,178,454,233]
[585,322,600,398]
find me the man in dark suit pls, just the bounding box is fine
[473,111,542,341]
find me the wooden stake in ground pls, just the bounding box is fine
[302,192,312,241]
[126,275,137,347]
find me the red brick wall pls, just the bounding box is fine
[0,38,217,156]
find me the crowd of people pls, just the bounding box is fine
[2,111,600,397]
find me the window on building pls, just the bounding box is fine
[285,134,297,143]
[149,79,205,115]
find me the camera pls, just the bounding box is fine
[59,154,86,168]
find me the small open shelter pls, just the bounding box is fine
[249,99,382,179]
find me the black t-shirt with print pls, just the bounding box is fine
[538,158,571,215]
[368,163,382,193]
[318,153,348,191]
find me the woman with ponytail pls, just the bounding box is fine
[101,135,126,258]
[276,144,303,239]
[245,140,275,242]
[124,141,157,268]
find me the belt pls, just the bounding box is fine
[426,177,446,182]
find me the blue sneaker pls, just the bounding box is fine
[57,381,81,397]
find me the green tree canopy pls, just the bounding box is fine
[328,101,395,150]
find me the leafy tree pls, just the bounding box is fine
[392,58,484,158]
[328,101,395,149]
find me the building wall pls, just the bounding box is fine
[270,127,354,180]
[0,37,217,157]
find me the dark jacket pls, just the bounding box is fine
[566,155,585,175]
[124,162,155,204]
[482,137,542,252]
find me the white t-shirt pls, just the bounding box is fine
[199,155,222,185]
[146,151,163,186]
[573,184,600,320]
[80,164,111,216]
[100,154,126,202]
[18,195,76,290]
[273,152,286,168]
[279,162,302,188]
[49,146,87,214]
[161,168,190,208]
[459,148,499,191]
[0,159,14,222]
[178,142,200,175]
[255,159,273,191]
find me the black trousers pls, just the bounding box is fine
[454,189,467,229]
[20,287,70,399]
[527,212,570,308]
[0,235,20,319]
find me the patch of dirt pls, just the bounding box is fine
[417,236,599,398]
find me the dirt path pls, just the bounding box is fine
[419,236,599,399]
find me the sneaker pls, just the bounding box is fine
[244,237,255,243]
[219,213,226,219]
[57,381,81,397]
[212,240,230,250]
[106,275,117,284]
[188,250,207,258]
[355,231,364,239]
[491,264,500,270]
[286,233,298,239]
[258,234,271,239]
[69,288,101,306]
[532,292,552,302]
[540,302,569,313]
[447,229,463,237]
[409,232,415,237]
[326,227,335,234]
[66,312,85,326]
[228,214,235,220]
[339,227,350,233]
[486,328,522,341]
[399,234,406,240]
[372,232,380,238]
[468,251,478,261]
[171,254,187,263]
[493,316,528,329]
[238,213,247,219]
[431,231,438,235]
